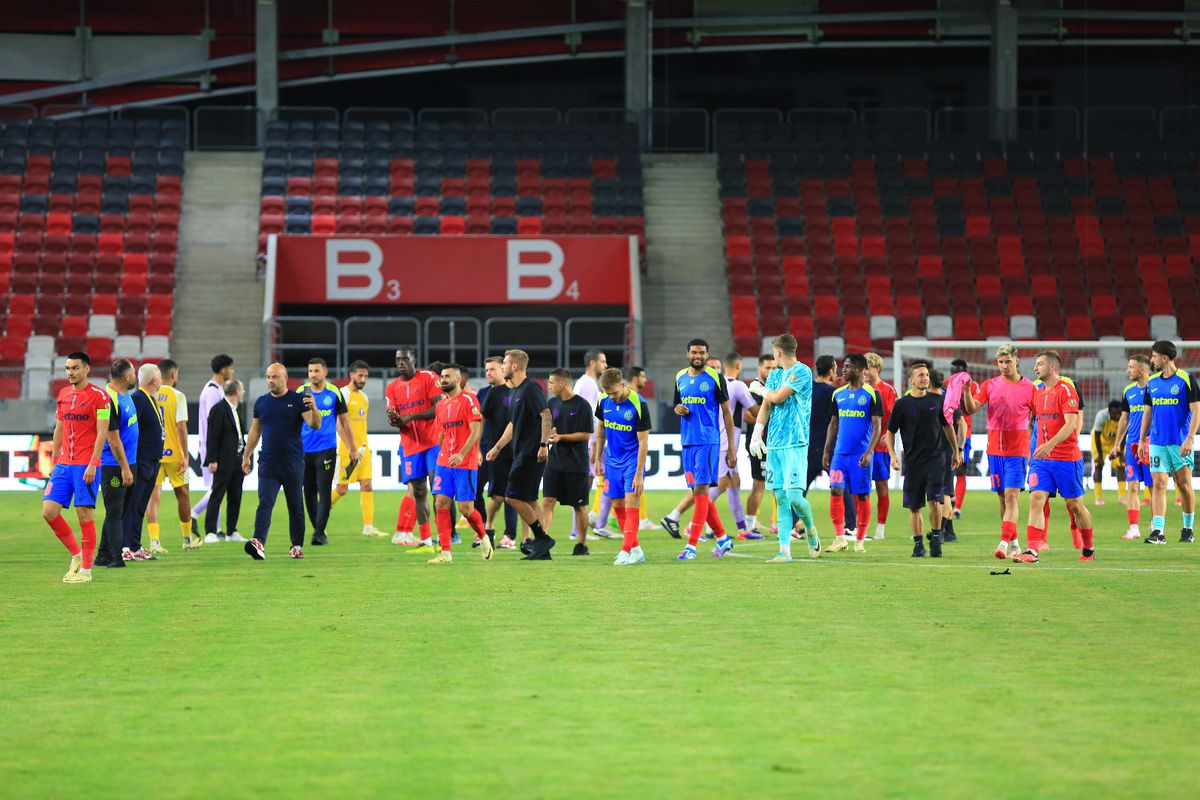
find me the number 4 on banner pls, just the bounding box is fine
[565,280,580,301]
[386,279,401,301]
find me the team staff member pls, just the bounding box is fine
[479,356,519,549]
[541,368,595,556]
[94,360,137,568]
[300,357,357,546]
[41,352,112,584]
[193,354,235,539]
[242,363,323,560]
[331,360,385,537]
[886,363,961,558]
[205,380,247,543]
[486,349,555,560]
[741,354,776,535]
[147,359,197,551]
[122,363,165,561]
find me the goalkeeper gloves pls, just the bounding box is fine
[749,423,767,459]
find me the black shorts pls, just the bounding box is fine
[489,457,512,498]
[941,456,954,497]
[542,468,589,508]
[749,454,765,482]
[806,458,824,491]
[505,459,544,502]
[902,459,946,511]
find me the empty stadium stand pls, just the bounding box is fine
[256,115,645,254]
[0,115,184,397]
[716,119,1200,362]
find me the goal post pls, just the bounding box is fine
[890,340,1200,492]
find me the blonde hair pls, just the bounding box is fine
[864,352,883,370]
[504,349,530,369]
[599,367,625,390]
[995,343,1018,359]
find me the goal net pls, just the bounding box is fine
[890,340,1200,491]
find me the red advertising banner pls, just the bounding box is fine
[272,235,637,308]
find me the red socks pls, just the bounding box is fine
[855,498,871,540]
[619,505,640,552]
[1042,502,1051,527]
[1127,508,1139,525]
[877,493,889,525]
[1080,528,1094,549]
[396,495,416,532]
[47,515,81,556]
[467,509,486,539]
[687,493,710,546]
[954,475,966,510]
[1001,520,1017,542]
[80,520,97,569]
[435,508,453,551]
[705,500,726,538]
[418,520,431,542]
[830,494,845,537]
[1025,524,1044,553]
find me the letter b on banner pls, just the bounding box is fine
[327,239,384,301]
[507,240,564,301]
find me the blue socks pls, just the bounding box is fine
[774,490,793,550]
[1184,512,1195,529]
[1152,515,1166,532]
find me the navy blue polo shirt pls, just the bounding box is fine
[254,390,309,465]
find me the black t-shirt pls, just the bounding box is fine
[480,384,512,455]
[887,392,949,467]
[943,405,963,460]
[507,377,548,465]
[254,390,310,465]
[548,394,594,473]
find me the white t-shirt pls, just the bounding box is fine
[198,379,223,461]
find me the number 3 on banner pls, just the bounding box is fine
[565,280,580,301]
[386,279,401,301]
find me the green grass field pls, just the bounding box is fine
[2,488,1198,799]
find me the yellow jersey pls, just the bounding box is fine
[156,385,189,463]
[339,384,369,457]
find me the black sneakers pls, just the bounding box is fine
[519,539,534,556]
[310,532,328,546]
[928,531,943,558]
[911,537,925,558]
[1144,530,1166,544]
[941,524,958,543]
[572,543,590,556]
[1181,529,1195,544]
[661,516,681,539]
[522,534,556,560]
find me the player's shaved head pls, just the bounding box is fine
[266,362,289,395]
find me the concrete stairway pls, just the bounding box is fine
[171,151,264,390]
[639,153,731,399]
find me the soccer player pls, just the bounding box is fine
[823,354,883,553]
[864,352,897,540]
[1137,340,1200,544]
[887,363,961,557]
[627,366,660,531]
[594,367,651,564]
[1092,400,1123,507]
[94,360,137,568]
[386,349,444,550]
[673,339,737,560]
[147,359,197,551]
[299,357,357,546]
[486,349,556,560]
[478,356,519,549]
[574,349,617,540]
[427,365,491,564]
[122,363,165,561]
[960,343,1037,559]
[749,333,820,562]
[331,360,384,536]
[242,363,323,559]
[1018,350,1095,563]
[1110,354,1153,539]
[949,358,977,520]
[743,353,776,535]
[542,368,595,556]
[41,352,112,583]
[193,354,235,539]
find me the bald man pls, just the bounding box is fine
[240,363,322,560]
[122,363,165,560]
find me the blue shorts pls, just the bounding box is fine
[829,452,873,495]
[767,445,808,491]
[1149,443,1192,474]
[603,458,639,500]
[1125,443,1152,485]
[963,438,972,464]
[681,444,718,488]
[433,465,477,502]
[43,463,100,509]
[988,455,1028,493]
[871,451,891,481]
[401,447,439,483]
[1028,459,1084,498]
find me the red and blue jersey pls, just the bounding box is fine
[435,391,482,469]
[1033,378,1082,461]
[55,383,113,465]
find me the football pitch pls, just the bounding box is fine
[2,489,1198,799]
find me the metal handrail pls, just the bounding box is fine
[422,317,482,368]
[342,316,422,369]
[483,317,563,365]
